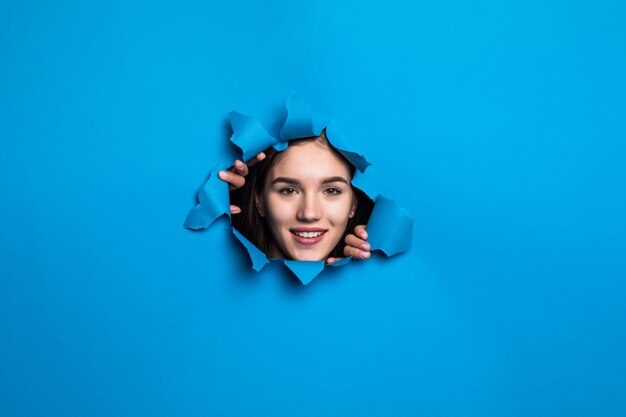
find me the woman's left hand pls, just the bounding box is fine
[326,225,370,264]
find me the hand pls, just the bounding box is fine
[217,152,266,215]
[326,225,370,264]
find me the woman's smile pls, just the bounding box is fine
[290,227,328,245]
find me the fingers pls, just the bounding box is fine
[231,159,248,176]
[345,233,370,252]
[326,257,343,264]
[218,152,267,192]
[247,151,266,167]
[330,223,371,263]
[354,224,368,240]
[229,205,241,215]
[343,243,370,259]
[218,170,245,191]
[344,233,370,260]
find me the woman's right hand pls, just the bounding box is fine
[218,152,266,215]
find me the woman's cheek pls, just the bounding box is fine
[326,197,353,226]
[266,194,296,224]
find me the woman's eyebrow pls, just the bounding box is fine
[321,176,349,184]
[270,176,349,185]
[271,177,300,185]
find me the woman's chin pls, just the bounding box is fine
[289,249,328,262]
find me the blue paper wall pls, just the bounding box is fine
[1,1,625,416]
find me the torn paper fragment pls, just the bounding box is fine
[228,111,280,162]
[183,163,231,230]
[231,228,270,272]
[350,170,378,202]
[366,195,414,257]
[324,120,371,173]
[284,260,326,285]
[280,92,330,140]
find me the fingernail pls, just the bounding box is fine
[218,170,227,178]
[360,251,370,259]
[360,243,370,250]
[235,160,243,168]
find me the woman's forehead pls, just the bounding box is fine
[269,141,352,180]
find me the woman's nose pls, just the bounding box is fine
[296,194,321,222]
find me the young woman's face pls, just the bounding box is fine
[259,140,356,261]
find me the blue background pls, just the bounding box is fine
[2,1,625,416]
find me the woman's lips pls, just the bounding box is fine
[290,228,327,245]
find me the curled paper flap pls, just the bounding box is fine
[366,195,414,257]
[185,94,414,285]
[350,170,377,202]
[183,163,231,230]
[228,111,279,162]
[325,120,371,173]
[280,92,330,140]
[272,141,289,152]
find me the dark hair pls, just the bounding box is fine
[230,133,373,260]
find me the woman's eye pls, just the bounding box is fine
[279,187,297,195]
[324,187,342,196]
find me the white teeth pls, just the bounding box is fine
[293,231,324,238]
